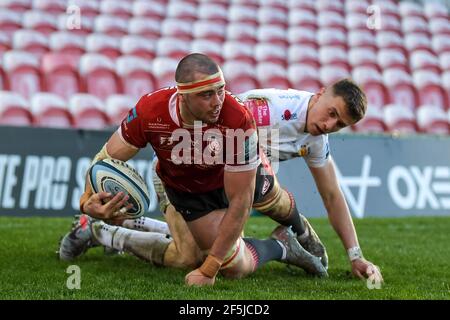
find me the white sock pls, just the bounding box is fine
[94,223,128,251]
[121,217,170,234]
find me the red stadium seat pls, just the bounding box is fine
[424,2,448,20]
[222,60,258,94]
[120,35,155,60]
[227,23,257,45]
[223,41,255,65]
[0,66,6,91]
[32,0,65,14]
[383,69,418,110]
[132,1,166,21]
[375,0,400,19]
[116,56,156,100]
[318,11,346,32]
[260,0,288,12]
[57,13,94,36]
[440,52,450,72]
[413,70,447,109]
[193,20,226,44]
[417,105,450,135]
[384,104,418,134]
[410,51,441,73]
[319,46,350,71]
[49,32,85,57]
[257,25,288,48]
[377,49,409,71]
[345,0,370,14]
[345,13,368,31]
[30,92,72,128]
[0,32,11,56]
[443,71,450,109]
[197,3,228,25]
[287,0,315,11]
[288,27,317,48]
[0,91,33,126]
[152,56,178,89]
[288,63,322,93]
[428,18,450,36]
[231,0,259,8]
[404,34,432,54]
[191,40,224,64]
[79,53,121,100]
[156,38,191,60]
[255,43,287,67]
[0,0,32,12]
[12,29,49,58]
[3,51,42,99]
[347,30,377,51]
[86,33,121,60]
[432,35,450,56]
[41,53,81,100]
[288,8,317,30]
[100,0,132,19]
[0,9,23,37]
[352,105,387,133]
[67,0,99,18]
[161,19,193,42]
[258,6,288,28]
[317,28,347,50]
[256,63,290,89]
[288,45,319,68]
[167,1,197,22]
[316,0,344,15]
[402,16,429,35]
[376,31,405,54]
[229,5,258,26]
[23,10,58,35]
[69,93,109,130]
[105,94,135,126]
[320,65,350,86]
[349,48,379,70]
[399,1,424,19]
[352,67,388,109]
[94,15,128,38]
[128,17,161,40]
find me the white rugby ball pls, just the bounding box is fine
[88,158,150,219]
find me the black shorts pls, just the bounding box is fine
[164,162,275,222]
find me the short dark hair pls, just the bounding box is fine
[175,53,219,83]
[330,79,367,122]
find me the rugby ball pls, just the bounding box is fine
[88,158,150,219]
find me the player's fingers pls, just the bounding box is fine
[353,268,365,280]
[104,192,126,209]
[112,207,128,217]
[96,191,112,200]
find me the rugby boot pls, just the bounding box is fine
[297,215,329,269]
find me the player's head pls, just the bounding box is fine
[175,53,226,124]
[306,78,367,136]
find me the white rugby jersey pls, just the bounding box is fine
[238,88,330,167]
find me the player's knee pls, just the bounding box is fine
[219,238,254,279]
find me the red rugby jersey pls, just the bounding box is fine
[119,87,260,193]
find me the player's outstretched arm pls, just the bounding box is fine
[309,157,383,284]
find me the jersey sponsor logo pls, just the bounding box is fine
[245,99,270,127]
[126,107,138,123]
[282,109,298,121]
[298,144,309,157]
[261,177,271,195]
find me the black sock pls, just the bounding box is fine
[278,205,306,236]
[243,238,283,269]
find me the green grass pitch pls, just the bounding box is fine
[0,216,449,300]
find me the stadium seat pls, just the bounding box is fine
[152,57,178,89]
[349,47,379,70]
[256,63,290,89]
[383,68,417,110]
[105,94,135,126]
[410,50,441,73]
[379,15,402,35]
[100,0,132,19]
[0,64,6,90]
[258,6,288,28]
[413,70,447,109]
[223,41,256,65]
[317,28,347,49]
[161,19,193,42]
[0,0,32,12]
[49,32,85,57]
[318,11,346,32]
[260,0,288,12]
[383,104,418,134]
[319,46,350,71]
[79,53,121,100]
[345,13,368,31]
[156,38,191,60]
[226,23,257,45]
[120,35,155,61]
[287,0,315,11]
[428,18,450,36]
[167,1,197,22]
[424,1,448,19]
[376,31,405,54]
[32,0,65,14]
[442,71,450,110]
[69,93,109,130]
[345,0,370,14]
[287,26,317,48]
[23,10,58,35]
[352,67,388,109]
[288,8,317,30]
[398,1,424,19]
[257,25,288,48]
[287,63,322,93]
[222,60,259,94]
[352,105,387,133]
[85,33,121,60]
[229,5,258,26]
[197,3,228,25]
[12,29,49,58]
[288,45,319,68]
[193,20,226,44]
[404,33,432,53]
[67,0,99,18]
[0,9,23,36]
[0,91,33,126]
[255,43,287,67]
[41,52,81,100]
[432,35,450,56]
[94,15,128,38]
[57,13,94,36]
[231,0,258,8]
[440,52,450,71]
[316,0,344,15]
[417,105,450,135]
[320,65,350,86]
[347,30,377,51]
[377,49,409,71]
[2,51,42,99]
[191,40,224,64]
[116,56,156,100]
[128,17,161,40]
[30,92,72,128]
[0,32,11,56]
[132,1,166,21]
[402,16,429,35]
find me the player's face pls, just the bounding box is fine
[182,85,226,125]
[306,88,355,136]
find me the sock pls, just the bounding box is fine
[278,205,306,237]
[243,238,285,269]
[121,217,171,235]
